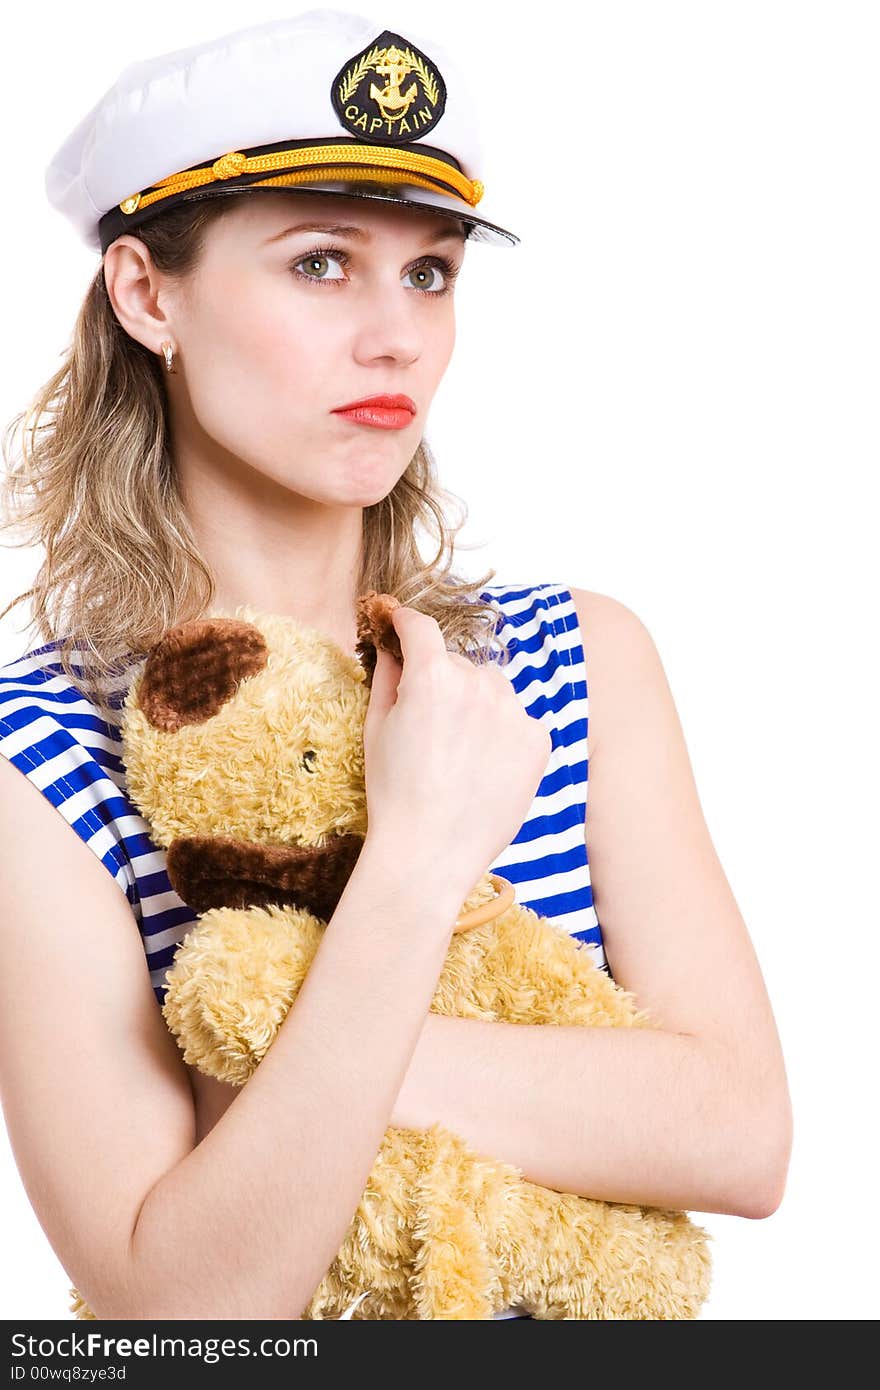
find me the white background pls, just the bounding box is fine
[1,0,877,1321]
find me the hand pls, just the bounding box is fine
[362,604,552,906]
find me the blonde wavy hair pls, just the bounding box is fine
[0,194,510,724]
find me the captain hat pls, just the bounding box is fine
[44,7,520,255]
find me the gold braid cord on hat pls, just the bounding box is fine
[118,142,485,218]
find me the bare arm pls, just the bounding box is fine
[392,1015,774,1216]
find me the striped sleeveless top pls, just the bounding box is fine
[481,582,606,976]
[0,581,607,1008]
[0,580,607,1321]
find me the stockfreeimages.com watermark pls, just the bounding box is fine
[10,1331,317,1367]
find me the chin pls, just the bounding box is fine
[335,456,411,497]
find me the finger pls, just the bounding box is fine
[389,605,449,668]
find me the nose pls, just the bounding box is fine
[351,278,423,367]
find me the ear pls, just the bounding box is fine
[138,618,269,732]
[354,590,404,688]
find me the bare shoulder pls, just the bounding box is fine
[567,587,650,633]
[567,581,697,857]
[568,586,646,632]
[567,586,661,759]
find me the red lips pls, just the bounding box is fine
[332,393,416,415]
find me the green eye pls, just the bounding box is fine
[301,749,318,773]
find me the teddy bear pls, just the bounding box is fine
[68,591,713,1321]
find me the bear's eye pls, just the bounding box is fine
[301,749,318,773]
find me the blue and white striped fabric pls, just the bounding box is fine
[481,581,607,979]
[0,579,607,1008]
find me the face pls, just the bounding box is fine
[113,191,467,506]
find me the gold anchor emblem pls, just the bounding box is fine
[369,45,418,124]
[332,31,445,143]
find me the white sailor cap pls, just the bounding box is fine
[44,7,520,255]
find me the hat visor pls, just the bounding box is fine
[173,176,520,248]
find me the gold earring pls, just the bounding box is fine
[160,340,176,373]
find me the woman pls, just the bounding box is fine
[0,12,792,1320]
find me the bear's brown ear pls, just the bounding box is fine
[138,618,269,732]
[354,590,404,687]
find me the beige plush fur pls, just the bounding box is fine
[68,602,712,1320]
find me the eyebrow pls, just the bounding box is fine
[262,220,467,247]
